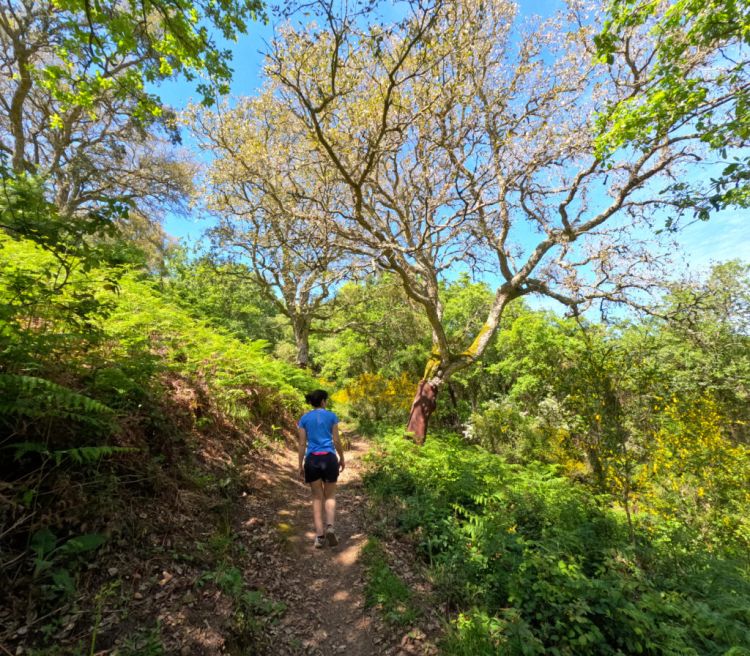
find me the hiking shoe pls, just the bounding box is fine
[314,535,325,549]
[325,525,338,547]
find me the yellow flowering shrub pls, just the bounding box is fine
[333,372,417,423]
[546,426,590,479]
[638,396,750,552]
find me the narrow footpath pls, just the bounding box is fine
[237,433,396,655]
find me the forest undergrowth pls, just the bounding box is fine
[0,225,316,654]
[363,431,750,656]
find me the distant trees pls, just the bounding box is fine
[250,0,741,440]
[162,249,281,342]
[190,96,359,368]
[658,261,750,441]
[460,260,750,543]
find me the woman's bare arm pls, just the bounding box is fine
[297,427,307,477]
[332,424,346,471]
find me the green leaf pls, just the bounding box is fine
[59,533,107,555]
[51,568,76,595]
[4,442,49,460]
[31,528,58,559]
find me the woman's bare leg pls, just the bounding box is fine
[323,482,337,528]
[310,480,325,535]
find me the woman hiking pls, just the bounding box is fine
[297,389,346,548]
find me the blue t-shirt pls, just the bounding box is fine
[298,408,339,457]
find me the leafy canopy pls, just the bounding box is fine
[595,0,750,216]
[43,0,266,112]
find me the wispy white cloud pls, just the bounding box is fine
[674,209,750,275]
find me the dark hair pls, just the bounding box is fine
[305,389,329,408]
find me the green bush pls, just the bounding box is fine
[365,432,750,655]
[463,398,556,463]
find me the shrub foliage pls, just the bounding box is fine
[365,432,750,655]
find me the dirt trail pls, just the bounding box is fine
[239,433,393,656]
[1,430,439,655]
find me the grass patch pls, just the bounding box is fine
[362,537,418,626]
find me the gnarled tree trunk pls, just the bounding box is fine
[406,379,439,445]
[406,291,514,443]
[292,316,311,369]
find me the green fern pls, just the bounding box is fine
[0,374,115,427]
[4,441,135,464]
[52,445,134,465]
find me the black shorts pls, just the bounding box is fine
[304,452,339,483]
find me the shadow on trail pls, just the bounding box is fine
[242,435,381,656]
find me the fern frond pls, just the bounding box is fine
[3,441,48,459]
[0,374,115,426]
[4,442,136,463]
[51,445,136,465]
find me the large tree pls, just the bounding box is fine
[0,0,263,219]
[189,96,356,368]
[262,0,736,441]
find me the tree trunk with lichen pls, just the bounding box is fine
[405,352,445,444]
[405,293,511,443]
[292,316,311,369]
[406,379,439,444]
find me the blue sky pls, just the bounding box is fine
[158,0,749,279]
